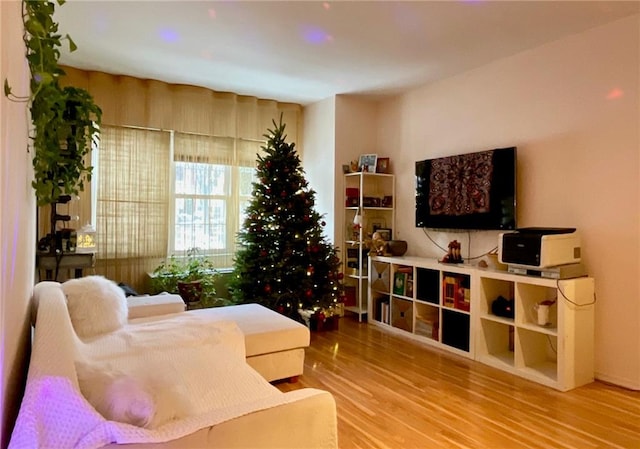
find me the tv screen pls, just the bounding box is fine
[415,147,516,231]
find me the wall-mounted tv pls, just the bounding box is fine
[415,147,516,231]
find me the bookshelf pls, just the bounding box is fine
[368,256,595,390]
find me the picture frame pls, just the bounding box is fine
[371,219,385,233]
[377,228,392,241]
[358,154,378,173]
[376,157,390,174]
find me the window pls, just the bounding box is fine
[173,162,256,257]
[95,126,263,276]
[171,133,262,268]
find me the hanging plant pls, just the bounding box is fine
[4,0,102,206]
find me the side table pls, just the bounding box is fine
[36,252,95,281]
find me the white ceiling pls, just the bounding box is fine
[55,1,639,106]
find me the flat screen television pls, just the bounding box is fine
[415,147,516,231]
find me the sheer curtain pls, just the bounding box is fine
[94,126,171,288]
[57,67,303,292]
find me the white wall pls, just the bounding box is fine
[302,97,336,242]
[334,96,380,250]
[376,16,640,388]
[0,1,36,446]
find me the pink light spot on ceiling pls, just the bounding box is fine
[606,88,623,100]
[323,2,331,10]
[208,8,217,19]
[201,50,213,60]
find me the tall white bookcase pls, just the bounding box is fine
[343,173,394,321]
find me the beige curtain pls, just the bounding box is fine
[93,126,170,290]
[53,67,303,292]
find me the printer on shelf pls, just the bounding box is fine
[498,227,581,269]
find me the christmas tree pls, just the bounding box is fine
[230,118,344,319]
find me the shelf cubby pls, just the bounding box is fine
[478,318,515,369]
[478,276,514,317]
[416,267,439,304]
[391,297,413,332]
[516,327,558,383]
[442,308,470,352]
[414,302,439,341]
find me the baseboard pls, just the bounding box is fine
[595,372,640,391]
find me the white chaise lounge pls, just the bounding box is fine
[128,293,310,383]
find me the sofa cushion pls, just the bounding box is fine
[62,275,128,338]
[191,304,310,357]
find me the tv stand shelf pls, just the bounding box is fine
[368,256,595,391]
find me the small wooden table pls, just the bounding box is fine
[36,252,95,281]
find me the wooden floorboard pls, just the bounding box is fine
[277,315,640,449]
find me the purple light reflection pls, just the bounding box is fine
[301,25,332,45]
[159,28,180,43]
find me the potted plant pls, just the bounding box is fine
[5,1,102,207]
[151,248,218,306]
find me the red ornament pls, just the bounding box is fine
[264,284,272,293]
[260,250,267,257]
[266,161,272,168]
[303,215,310,221]
[305,289,313,298]
[337,272,344,280]
[281,190,287,198]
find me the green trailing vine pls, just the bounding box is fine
[4,0,102,206]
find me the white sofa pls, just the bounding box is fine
[9,281,338,449]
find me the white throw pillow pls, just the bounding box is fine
[62,275,128,338]
[76,362,192,428]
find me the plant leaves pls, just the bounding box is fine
[66,34,77,52]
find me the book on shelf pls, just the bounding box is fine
[405,279,414,298]
[393,272,407,296]
[382,301,390,324]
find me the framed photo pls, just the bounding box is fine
[358,154,378,173]
[371,219,385,233]
[377,228,392,241]
[376,157,390,173]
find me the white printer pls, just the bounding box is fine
[498,227,581,269]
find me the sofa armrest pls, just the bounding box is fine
[127,294,185,319]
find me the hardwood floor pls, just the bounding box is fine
[277,315,640,449]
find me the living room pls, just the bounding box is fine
[1,1,639,448]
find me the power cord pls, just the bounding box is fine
[556,278,596,307]
[421,228,498,261]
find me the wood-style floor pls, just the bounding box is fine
[277,315,640,449]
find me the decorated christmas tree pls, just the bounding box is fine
[230,118,344,319]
